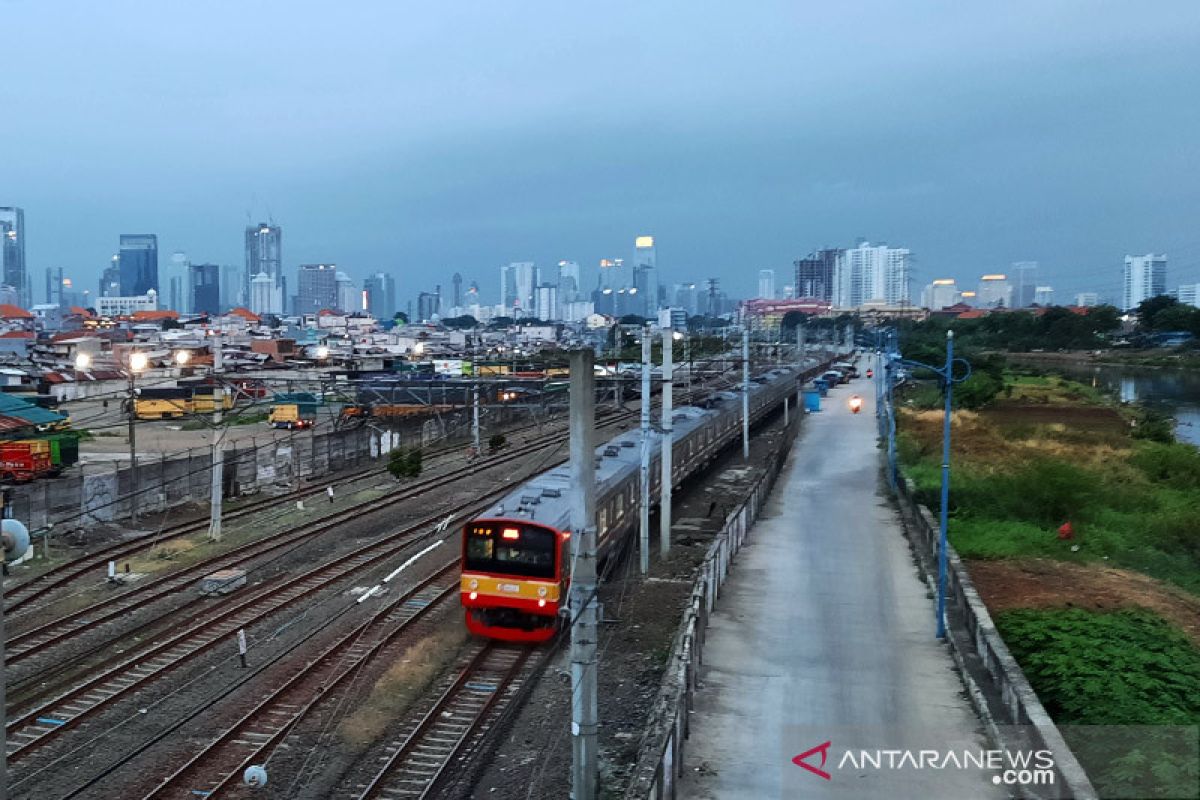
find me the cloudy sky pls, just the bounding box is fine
[5,0,1200,304]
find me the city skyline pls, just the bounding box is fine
[4,2,1199,303]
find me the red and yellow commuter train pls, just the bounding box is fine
[460,363,829,642]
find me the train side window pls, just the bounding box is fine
[599,508,608,533]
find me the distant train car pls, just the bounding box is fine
[269,392,319,429]
[0,440,54,482]
[460,366,808,642]
[135,388,190,419]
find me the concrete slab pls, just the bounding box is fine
[678,379,1009,800]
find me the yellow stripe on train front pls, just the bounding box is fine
[461,575,560,602]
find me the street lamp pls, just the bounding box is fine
[315,345,330,360]
[885,330,970,639]
[126,352,148,526]
[174,350,191,366]
[74,352,91,371]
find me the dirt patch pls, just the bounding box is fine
[967,557,1200,647]
[339,626,470,747]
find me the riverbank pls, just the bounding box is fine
[897,372,1200,797]
[1006,348,1200,371]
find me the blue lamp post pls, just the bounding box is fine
[889,329,970,639]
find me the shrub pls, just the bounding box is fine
[1130,441,1200,490]
[387,447,423,479]
[488,434,506,454]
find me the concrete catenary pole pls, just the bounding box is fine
[659,327,673,559]
[208,337,225,542]
[568,348,598,800]
[639,324,651,574]
[472,384,481,455]
[127,368,139,526]
[742,328,751,460]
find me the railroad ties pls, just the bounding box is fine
[350,642,535,800]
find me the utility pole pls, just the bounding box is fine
[659,327,673,559]
[568,348,597,800]
[208,338,225,542]
[126,358,142,526]
[797,323,805,365]
[472,384,481,455]
[639,324,651,574]
[742,328,750,460]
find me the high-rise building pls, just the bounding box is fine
[597,258,624,291]
[534,284,559,321]
[336,271,357,312]
[118,234,159,296]
[1011,261,1038,308]
[221,264,241,309]
[757,269,776,300]
[245,222,282,304]
[100,255,122,298]
[1122,254,1167,310]
[417,290,440,321]
[1074,292,1100,307]
[451,273,463,308]
[633,236,658,317]
[364,273,397,319]
[1175,284,1200,308]
[296,263,338,313]
[794,249,840,301]
[501,262,537,315]
[832,242,910,308]
[976,275,1014,308]
[1034,286,1055,306]
[189,263,221,315]
[673,283,700,316]
[921,279,959,310]
[249,272,276,317]
[0,207,29,307]
[166,251,190,313]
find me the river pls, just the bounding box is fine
[1038,362,1200,447]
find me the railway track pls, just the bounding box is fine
[3,480,524,767]
[137,565,463,800]
[1,401,616,616]
[4,372,737,670]
[2,402,642,667]
[350,642,541,800]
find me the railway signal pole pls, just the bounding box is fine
[208,338,225,542]
[639,324,651,575]
[742,329,750,460]
[660,327,673,559]
[567,348,598,800]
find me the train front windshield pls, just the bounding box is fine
[465,523,557,579]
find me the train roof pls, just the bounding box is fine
[475,367,798,533]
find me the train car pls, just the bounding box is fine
[0,440,55,482]
[269,392,319,429]
[135,388,190,420]
[460,366,806,642]
[36,432,80,476]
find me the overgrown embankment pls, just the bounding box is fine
[897,371,1200,796]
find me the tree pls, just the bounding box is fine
[1136,295,1180,330]
[780,310,808,334]
[1152,304,1200,335]
[392,311,409,325]
[618,314,647,326]
[442,314,478,329]
[488,316,515,329]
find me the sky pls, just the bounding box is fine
[5,0,1200,305]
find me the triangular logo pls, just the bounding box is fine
[792,740,832,780]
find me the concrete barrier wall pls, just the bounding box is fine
[894,477,1098,800]
[4,409,486,536]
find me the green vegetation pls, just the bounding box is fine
[1137,294,1200,336]
[899,364,1200,794]
[997,609,1200,798]
[387,447,423,479]
[487,433,507,454]
[899,305,1122,354]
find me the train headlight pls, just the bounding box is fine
[538,599,547,608]
[537,586,548,598]
[468,591,478,600]
[468,579,478,590]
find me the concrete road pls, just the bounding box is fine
[678,377,1009,800]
